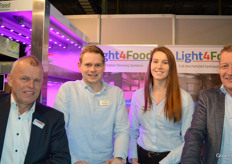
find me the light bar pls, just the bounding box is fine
[0,16,83,50]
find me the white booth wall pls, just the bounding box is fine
[66,14,232,45]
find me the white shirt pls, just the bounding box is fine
[0,95,35,164]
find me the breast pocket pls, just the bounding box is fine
[95,100,115,125]
[95,100,113,112]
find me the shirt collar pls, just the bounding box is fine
[81,79,106,94]
[10,94,36,116]
[220,84,227,95]
[10,94,17,106]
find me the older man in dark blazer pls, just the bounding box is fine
[181,43,232,164]
[0,56,71,164]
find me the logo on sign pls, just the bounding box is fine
[0,2,11,10]
[104,50,152,62]
[175,51,220,63]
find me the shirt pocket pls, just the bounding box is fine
[94,96,113,112]
[95,101,114,112]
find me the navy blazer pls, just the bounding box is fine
[0,93,71,164]
[181,87,225,164]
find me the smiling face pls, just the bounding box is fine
[78,52,105,89]
[7,59,43,111]
[150,51,170,83]
[219,51,232,95]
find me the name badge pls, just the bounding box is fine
[100,100,110,106]
[142,106,150,110]
[33,119,45,129]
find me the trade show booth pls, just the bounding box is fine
[0,0,88,105]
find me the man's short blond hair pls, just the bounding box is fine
[10,56,43,76]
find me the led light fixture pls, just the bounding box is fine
[0,14,83,50]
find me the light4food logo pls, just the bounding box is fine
[0,2,11,10]
[104,50,152,62]
[175,51,221,63]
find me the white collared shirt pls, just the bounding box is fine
[0,95,35,164]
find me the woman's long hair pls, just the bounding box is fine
[144,47,182,123]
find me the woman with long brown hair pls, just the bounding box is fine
[128,47,195,164]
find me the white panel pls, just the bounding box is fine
[0,0,33,12]
[176,15,232,45]
[101,14,173,45]
[66,15,100,44]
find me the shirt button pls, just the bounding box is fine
[16,133,19,136]
[15,150,18,152]
[18,117,21,120]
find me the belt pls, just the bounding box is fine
[147,151,169,158]
[137,144,170,158]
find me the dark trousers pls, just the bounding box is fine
[137,144,170,164]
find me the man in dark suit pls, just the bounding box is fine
[181,43,232,164]
[0,56,71,164]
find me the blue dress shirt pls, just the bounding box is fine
[217,86,232,164]
[128,87,194,164]
[54,80,129,164]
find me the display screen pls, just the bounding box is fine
[0,74,5,91]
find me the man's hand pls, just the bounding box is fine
[131,158,140,164]
[74,161,89,164]
[105,158,124,164]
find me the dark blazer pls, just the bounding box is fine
[0,93,71,164]
[181,87,225,164]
